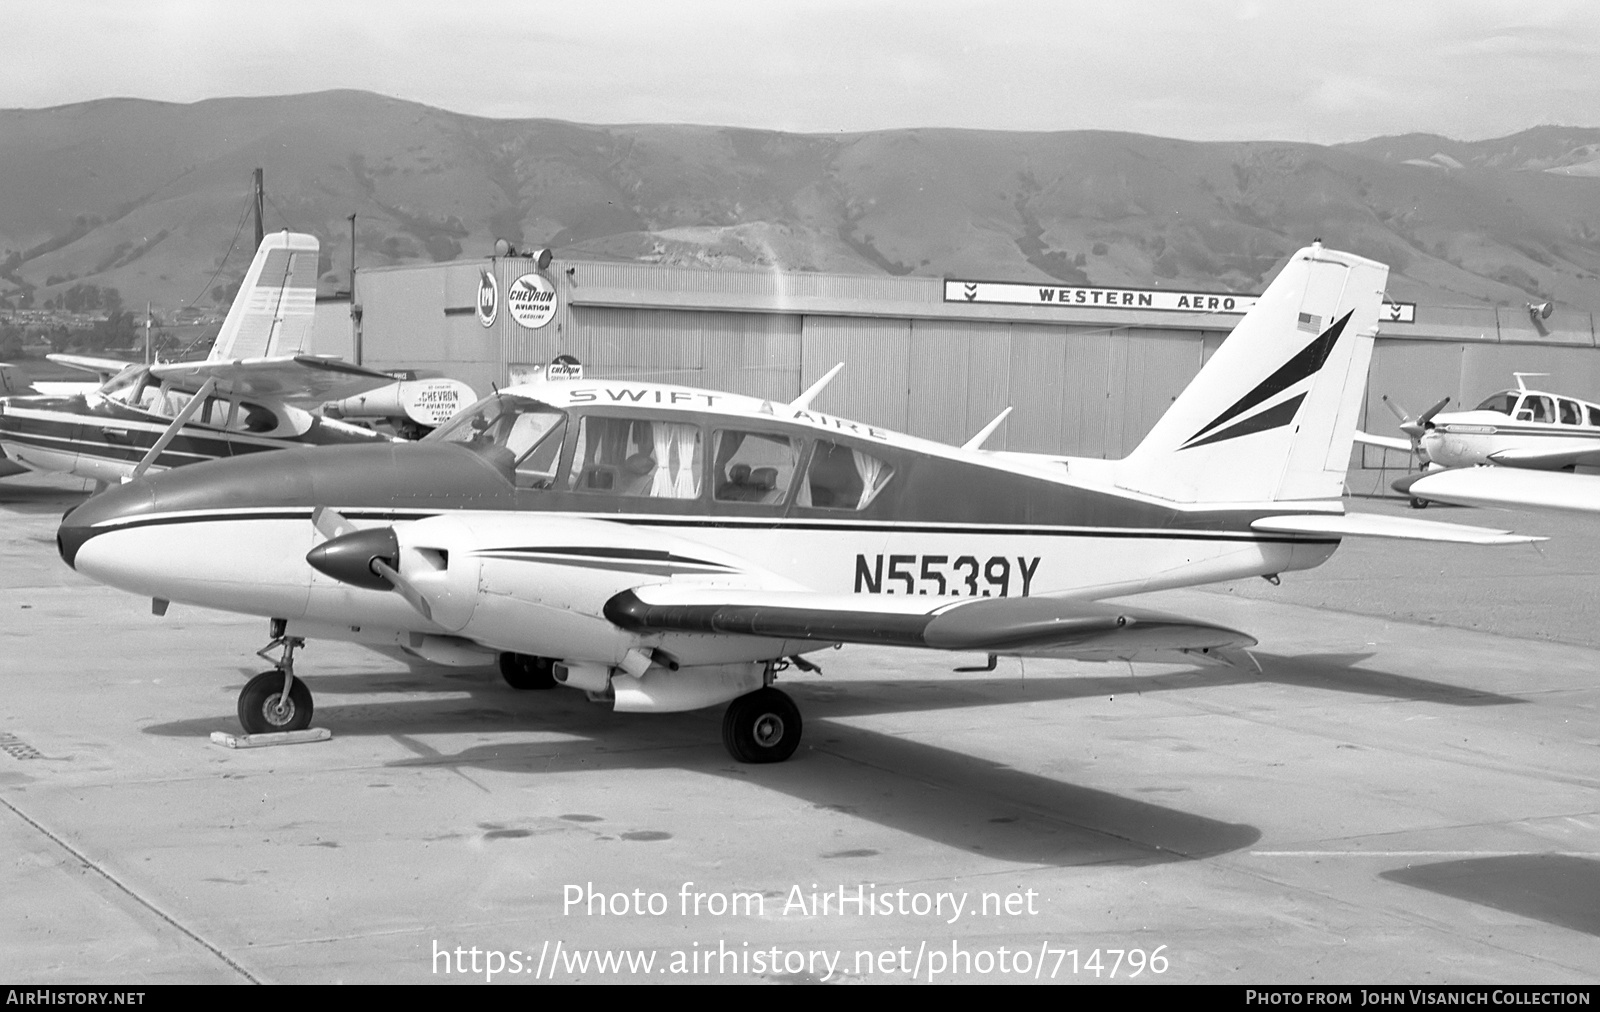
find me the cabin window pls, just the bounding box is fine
[1589,406,1600,427]
[1559,399,1582,425]
[797,440,893,510]
[1517,395,1553,423]
[567,415,702,499]
[712,430,798,505]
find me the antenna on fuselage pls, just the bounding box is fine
[961,406,1013,452]
[790,363,844,411]
[1512,372,1549,393]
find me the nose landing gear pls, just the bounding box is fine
[238,630,314,734]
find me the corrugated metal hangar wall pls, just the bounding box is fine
[351,254,1600,481]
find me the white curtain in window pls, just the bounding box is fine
[673,425,699,498]
[852,449,887,508]
[649,423,675,497]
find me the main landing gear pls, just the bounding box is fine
[238,626,313,734]
[722,687,802,764]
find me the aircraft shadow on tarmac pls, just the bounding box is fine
[134,644,1524,866]
[1381,855,1600,937]
[141,667,1261,867]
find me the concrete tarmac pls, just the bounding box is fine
[2,472,1597,984]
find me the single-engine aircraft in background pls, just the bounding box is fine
[1357,373,1600,510]
[58,244,1538,763]
[0,232,472,486]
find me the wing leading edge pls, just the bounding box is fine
[604,587,1255,661]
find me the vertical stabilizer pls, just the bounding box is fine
[1114,244,1387,503]
[208,231,320,362]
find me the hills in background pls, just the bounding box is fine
[2,89,1599,314]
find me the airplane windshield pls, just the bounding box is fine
[425,392,570,488]
[1475,391,1519,415]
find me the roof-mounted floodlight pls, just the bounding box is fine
[1526,301,1553,321]
[492,239,554,270]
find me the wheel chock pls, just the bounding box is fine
[209,728,332,749]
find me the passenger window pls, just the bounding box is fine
[797,440,892,510]
[1560,399,1581,425]
[1589,406,1600,427]
[567,416,702,499]
[712,431,798,505]
[1525,396,1553,423]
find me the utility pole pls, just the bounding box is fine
[253,168,265,249]
[348,213,361,365]
[144,302,152,365]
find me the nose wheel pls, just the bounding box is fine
[722,688,802,763]
[238,632,314,734]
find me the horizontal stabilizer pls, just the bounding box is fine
[1251,512,1540,544]
[605,587,1255,659]
[1410,467,1600,515]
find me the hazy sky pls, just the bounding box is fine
[5,0,1597,143]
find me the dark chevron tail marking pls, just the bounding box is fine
[1180,310,1353,450]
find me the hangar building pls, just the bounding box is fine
[313,251,1600,490]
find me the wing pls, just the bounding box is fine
[1486,443,1600,471]
[1408,467,1600,514]
[150,355,398,402]
[604,586,1255,662]
[46,353,136,380]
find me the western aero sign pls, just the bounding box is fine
[944,279,1416,324]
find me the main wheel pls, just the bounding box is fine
[1409,496,1429,509]
[237,670,314,734]
[499,652,557,690]
[721,688,802,764]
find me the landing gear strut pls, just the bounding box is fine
[238,629,313,734]
[722,687,802,763]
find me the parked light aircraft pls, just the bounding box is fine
[0,232,471,485]
[57,244,1536,763]
[1357,373,1600,508]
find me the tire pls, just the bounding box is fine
[1409,497,1429,509]
[499,652,557,690]
[237,670,313,734]
[721,688,802,764]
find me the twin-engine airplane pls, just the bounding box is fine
[57,244,1536,763]
[1358,374,1600,512]
[0,232,471,486]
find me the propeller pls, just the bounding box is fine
[1382,394,1450,465]
[306,508,435,622]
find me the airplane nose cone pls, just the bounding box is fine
[57,480,157,569]
[305,527,400,590]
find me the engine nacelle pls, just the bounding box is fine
[611,662,766,713]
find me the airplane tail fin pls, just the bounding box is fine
[208,231,320,362]
[1114,243,1387,504]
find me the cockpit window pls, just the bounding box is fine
[566,415,702,499]
[1475,391,1519,415]
[1517,395,1553,423]
[797,440,893,510]
[426,392,571,486]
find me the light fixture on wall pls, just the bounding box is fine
[1527,301,1553,321]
